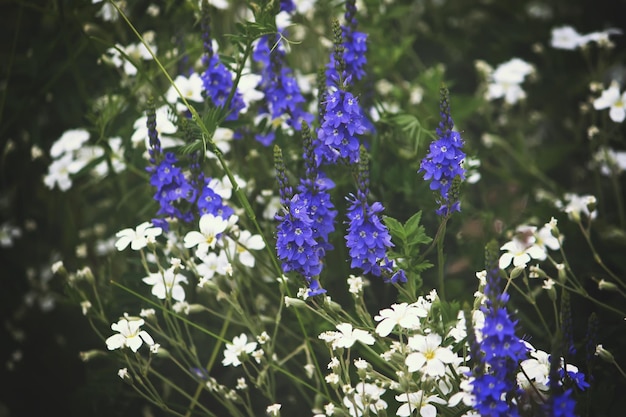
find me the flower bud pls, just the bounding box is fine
[598,279,618,292]
[79,350,106,362]
[77,266,95,284]
[595,344,615,363]
[556,263,567,283]
[509,265,525,280]
[51,261,67,278]
[284,296,306,308]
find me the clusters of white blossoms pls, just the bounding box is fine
[43,128,126,191]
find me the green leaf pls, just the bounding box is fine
[382,215,406,243]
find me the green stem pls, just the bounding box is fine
[437,219,447,301]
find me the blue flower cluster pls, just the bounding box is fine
[200,5,244,121]
[326,0,368,84]
[149,152,197,228]
[471,246,528,417]
[145,106,232,230]
[252,34,312,146]
[316,89,367,164]
[273,133,336,296]
[297,124,337,253]
[345,148,406,283]
[419,88,465,216]
[196,177,234,220]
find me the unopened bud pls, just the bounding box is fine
[598,279,618,292]
[509,265,525,280]
[51,261,67,277]
[556,263,567,283]
[284,296,306,308]
[79,349,106,362]
[77,266,95,284]
[595,344,615,363]
[324,297,342,312]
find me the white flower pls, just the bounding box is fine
[518,349,550,390]
[43,153,75,191]
[406,333,458,376]
[222,333,257,367]
[534,223,561,253]
[131,105,181,150]
[318,323,375,350]
[184,214,229,254]
[395,390,446,417]
[166,72,204,112]
[0,222,22,248]
[347,274,365,294]
[590,146,626,176]
[562,193,597,221]
[196,250,231,285]
[485,58,534,104]
[498,227,546,269]
[227,230,265,267]
[115,221,162,251]
[238,73,264,112]
[581,28,623,47]
[593,81,626,123]
[266,404,281,416]
[106,41,156,76]
[342,382,387,417]
[374,302,427,337]
[199,0,229,10]
[143,267,189,302]
[550,26,586,50]
[447,310,467,342]
[50,128,90,158]
[105,317,154,352]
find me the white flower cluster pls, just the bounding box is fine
[44,128,126,191]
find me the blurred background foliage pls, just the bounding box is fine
[1,0,626,416]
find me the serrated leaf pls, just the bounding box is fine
[383,215,406,242]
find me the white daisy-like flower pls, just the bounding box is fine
[374,302,427,337]
[166,72,204,112]
[142,267,188,302]
[184,213,229,254]
[342,382,387,417]
[562,193,597,222]
[550,26,586,50]
[105,317,155,352]
[318,323,375,350]
[395,390,446,417]
[115,221,162,251]
[405,333,458,376]
[222,333,257,367]
[498,228,546,270]
[593,81,626,123]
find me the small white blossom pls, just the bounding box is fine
[266,404,281,416]
[342,383,387,417]
[80,301,92,315]
[142,267,188,302]
[184,214,229,254]
[347,274,364,294]
[396,390,446,417]
[318,323,375,350]
[115,221,162,251]
[105,317,155,352]
[166,72,204,112]
[405,333,458,376]
[117,367,129,379]
[562,193,597,222]
[374,302,427,337]
[222,333,257,367]
[593,81,626,123]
